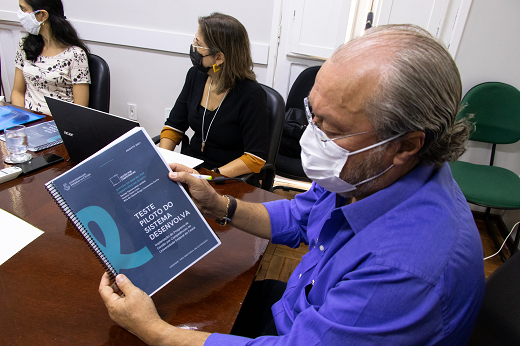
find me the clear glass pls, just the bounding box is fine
[4,125,31,163]
[303,97,373,148]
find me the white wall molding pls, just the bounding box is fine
[0,10,17,22]
[447,0,473,59]
[0,11,269,65]
[265,0,283,87]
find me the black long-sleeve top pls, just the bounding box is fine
[163,67,269,170]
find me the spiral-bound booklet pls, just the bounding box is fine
[45,127,220,296]
[0,120,63,151]
[25,120,63,151]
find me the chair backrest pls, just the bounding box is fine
[466,252,520,345]
[260,84,285,166]
[274,66,320,182]
[88,54,111,113]
[458,82,520,144]
[285,65,321,111]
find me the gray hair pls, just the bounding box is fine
[332,24,470,169]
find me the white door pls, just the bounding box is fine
[266,0,472,101]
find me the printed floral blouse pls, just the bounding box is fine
[15,39,91,115]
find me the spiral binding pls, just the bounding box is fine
[44,181,117,279]
[30,139,63,152]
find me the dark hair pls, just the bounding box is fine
[198,13,256,94]
[22,0,89,62]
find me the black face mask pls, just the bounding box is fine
[190,45,211,73]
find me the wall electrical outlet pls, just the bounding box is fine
[128,103,138,120]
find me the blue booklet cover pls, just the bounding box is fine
[0,105,45,131]
[45,127,220,296]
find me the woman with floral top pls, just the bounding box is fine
[11,0,90,115]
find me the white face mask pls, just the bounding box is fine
[18,9,43,36]
[300,125,400,194]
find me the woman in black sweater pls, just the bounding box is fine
[159,13,269,178]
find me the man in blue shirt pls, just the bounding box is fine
[99,24,485,345]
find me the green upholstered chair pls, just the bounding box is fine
[449,82,520,261]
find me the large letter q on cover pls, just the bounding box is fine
[77,206,153,272]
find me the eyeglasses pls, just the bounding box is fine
[192,37,209,52]
[303,97,374,148]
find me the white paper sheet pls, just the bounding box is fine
[156,147,204,169]
[0,208,44,265]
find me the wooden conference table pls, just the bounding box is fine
[0,108,283,345]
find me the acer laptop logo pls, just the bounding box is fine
[64,131,74,137]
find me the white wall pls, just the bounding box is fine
[0,0,275,137]
[455,0,520,230]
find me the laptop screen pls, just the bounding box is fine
[45,97,139,163]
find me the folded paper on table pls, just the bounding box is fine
[156,147,203,168]
[0,208,44,265]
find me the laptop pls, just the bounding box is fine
[45,97,139,163]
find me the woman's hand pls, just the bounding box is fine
[168,163,228,219]
[218,157,253,178]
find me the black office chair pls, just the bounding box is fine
[88,54,110,113]
[466,251,520,345]
[239,84,285,191]
[272,65,321,193]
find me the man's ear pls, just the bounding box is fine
[392,131,425,166]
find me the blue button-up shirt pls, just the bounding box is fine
[206,164,485,345]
